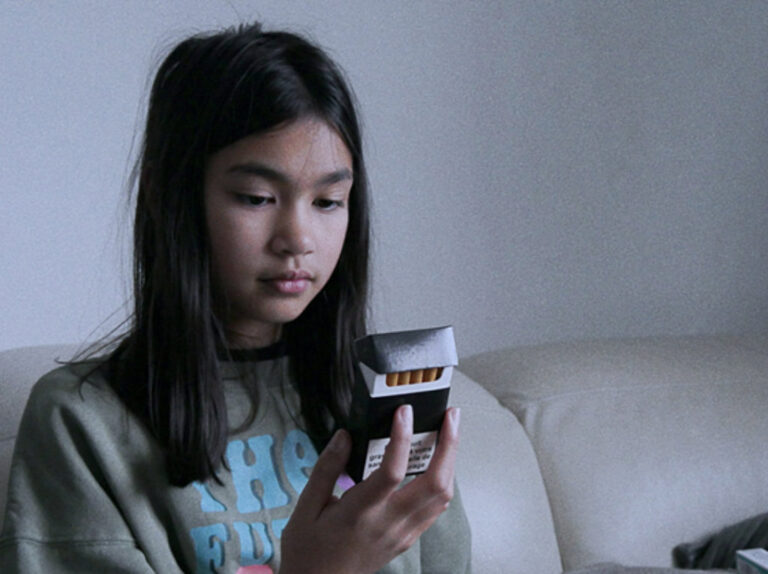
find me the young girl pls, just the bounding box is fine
[0,22,471,574]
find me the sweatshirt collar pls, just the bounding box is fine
[218,340,288,363]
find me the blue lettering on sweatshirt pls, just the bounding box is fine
[191,522,229,573]
[192,482,227,512]
[190,429,319,573]
[234,521,273,566]
[282,429,318,495]
[227,434,290,513]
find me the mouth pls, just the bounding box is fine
[261,270,314,295]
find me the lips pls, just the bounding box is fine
[261,270,313,294]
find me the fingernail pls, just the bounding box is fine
[450,408,461,430]
[400,404,413,426]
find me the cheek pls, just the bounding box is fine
[208,219,257,286]
[210,210,262,258]
[330,218,349,262]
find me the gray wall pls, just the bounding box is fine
[3,1,768,356]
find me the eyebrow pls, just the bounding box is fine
[226,162,353,187]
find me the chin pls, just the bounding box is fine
[264,304,313,326]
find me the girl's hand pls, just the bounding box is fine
[278,404,460,574]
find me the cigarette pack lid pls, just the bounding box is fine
[354,326,457,373]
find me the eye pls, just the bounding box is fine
[314,198,345,211]
[237,194,272,207]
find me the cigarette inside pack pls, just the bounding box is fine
[346,326,458,483]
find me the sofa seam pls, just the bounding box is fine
[496,378,763,406]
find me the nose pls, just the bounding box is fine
[269,206,314,256]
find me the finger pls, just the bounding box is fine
[388,410,462,551]
[425,407,460,481]
[292,429,351,520]
[367,404,413,492]
[391,408,460,514]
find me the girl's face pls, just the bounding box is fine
[204,118,353,348]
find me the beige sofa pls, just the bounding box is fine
[2,335,768,572]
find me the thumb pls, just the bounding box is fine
[293,429,351,519]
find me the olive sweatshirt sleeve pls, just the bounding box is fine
[0,366,179,573]
[419,481,472,574]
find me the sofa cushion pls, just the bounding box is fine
[460,335,768,571]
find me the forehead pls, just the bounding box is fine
[206,118,353,180]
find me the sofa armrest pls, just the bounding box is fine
[450,369,561,573]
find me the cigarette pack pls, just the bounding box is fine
[346,326,458,483]
[738,549,768,574]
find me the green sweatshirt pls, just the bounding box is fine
[0,353,471,573]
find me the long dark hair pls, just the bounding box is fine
[109,22,370,486]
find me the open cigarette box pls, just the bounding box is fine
[346,326,458,483]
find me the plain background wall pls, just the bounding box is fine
[2,1,768,356]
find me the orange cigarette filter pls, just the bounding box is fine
[385,367,445,386]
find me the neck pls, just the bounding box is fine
[224,324,282,349]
